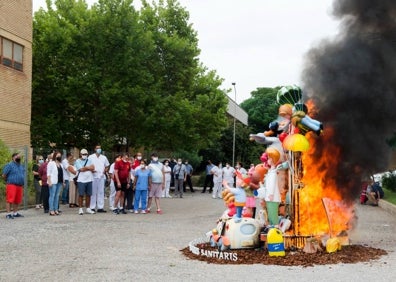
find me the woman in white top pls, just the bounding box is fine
[162,160,172,198]
[65,155,78,207]
[222,163,235,187]
[47,150,63,216]
[236,162,247,175]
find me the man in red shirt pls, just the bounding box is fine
[113,152,131,214]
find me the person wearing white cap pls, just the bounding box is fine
[75,149,95,215]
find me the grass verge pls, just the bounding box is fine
[383,188,396,205]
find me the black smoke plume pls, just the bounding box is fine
[301,0,396,201]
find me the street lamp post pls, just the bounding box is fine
[232,82,236,167]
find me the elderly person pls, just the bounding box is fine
[173,158,187,199]
[75,149,95,215]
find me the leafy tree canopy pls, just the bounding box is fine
[240,87,280,134]
[32,0,227,152]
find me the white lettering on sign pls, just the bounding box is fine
[189,244,200,255]
[200,249,238,261]
[188,237,238,261]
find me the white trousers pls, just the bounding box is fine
[109,181,116,208]
[212,181,223,198]
[90,178,105,209]
[108,181,121,209]
[162,179,171,197]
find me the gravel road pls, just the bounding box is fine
[0,190,395,282]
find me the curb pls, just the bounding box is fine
[379,199,396,215]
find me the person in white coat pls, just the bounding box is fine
[211,161,223,199]
[222,163,235,187]
[88,145,110,212]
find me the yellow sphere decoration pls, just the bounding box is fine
[283,134,310,152]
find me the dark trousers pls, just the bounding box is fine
[41,184,49,213]
[202,175,213,192]
[123,185,134,210]
[170,173,175,187]
[183,175,194,192]
[34,179,42,205]
[62,180,69,203]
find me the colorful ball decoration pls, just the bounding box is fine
[282,133,310,152]
[276,85,302,105]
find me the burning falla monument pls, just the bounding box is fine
[263,0,396,250]
[249,0,396,250]
[248,85,352,251]
[187,1,396,256]
[293,0,396,247]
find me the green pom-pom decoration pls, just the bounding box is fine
[277,85,302,105]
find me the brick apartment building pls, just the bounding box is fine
[0,0,32,149]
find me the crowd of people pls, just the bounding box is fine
[5,146,384,221]
[201,160,250,199]
[2,147,202,219]
[2,146,280,232]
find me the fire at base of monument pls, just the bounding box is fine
[195,85,356,258]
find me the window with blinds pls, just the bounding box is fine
[1,37,24,71]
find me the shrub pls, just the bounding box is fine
[381,172,396,192]
[0,139,12,208]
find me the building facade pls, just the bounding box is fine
[0,0,32,148]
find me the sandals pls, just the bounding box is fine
[49,211,56,216]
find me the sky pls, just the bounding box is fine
[33,0,340,103]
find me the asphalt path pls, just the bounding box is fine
[0,190,395,282]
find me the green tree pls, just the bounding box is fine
[217,122,263,167]
[240,87,280,134]
[0,139,12,196]
[32,0,227,153]
[138,0,227,151]
[33,0,153,149]
[200,86,282,170]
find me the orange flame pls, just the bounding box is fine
[293,112,354,237]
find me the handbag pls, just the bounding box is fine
[74,159,88,185]
[73,175,78,185]
[175,165,182,179]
